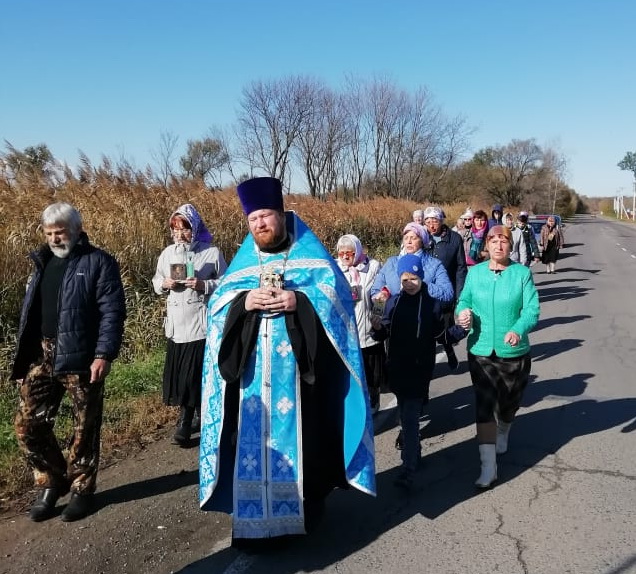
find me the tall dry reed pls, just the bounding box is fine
[0,176,469,376]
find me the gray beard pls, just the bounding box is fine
[50,238,78,259]
[51,246,71,258]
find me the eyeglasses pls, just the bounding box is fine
[338,250,355,257]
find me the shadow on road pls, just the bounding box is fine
[554,251,579,260]
[533,277,590,287]
[532,314,592,332]
[557,267,601,274]
[539,286,591,303]
[177,392,636,573]
[531,338,584,361]
[604,553,636,574]
[421,371,592,441]
[522,372,591,407]
[95,469,198,510]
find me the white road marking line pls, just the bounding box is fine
[631,255,636,259]
[621,247,627,252]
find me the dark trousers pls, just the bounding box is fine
[14,338,104,494]
[397,397,423,472]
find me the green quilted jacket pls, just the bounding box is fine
[456,261,539,358]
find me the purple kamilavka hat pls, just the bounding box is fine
[236,177,284,215]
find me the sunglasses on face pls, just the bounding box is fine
[338,250,355,257]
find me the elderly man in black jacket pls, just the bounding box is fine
[12,202,126,522]
[423,206,467,371]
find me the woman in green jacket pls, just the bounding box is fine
[456,225,540,488]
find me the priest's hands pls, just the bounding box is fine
[245,287,297,313]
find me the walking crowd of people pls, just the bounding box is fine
[12,186,555,548]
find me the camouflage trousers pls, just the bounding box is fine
[14,338,104,494]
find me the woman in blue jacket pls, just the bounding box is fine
[370,222,454,317]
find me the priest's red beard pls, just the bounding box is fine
[252,214,287,250]
[254,229,287,250]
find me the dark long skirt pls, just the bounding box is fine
[541,237,559,264]
[163,339,205,407]
[468,351,531,423]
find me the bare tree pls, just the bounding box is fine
[235,76,316,190]
[294,86,348,198]
[424,113,473,201]
[340,76,372,198]
[537,144,569,212]
[383,87,440,199]
[151,130,179,188]
[367,76,402,195]
[474,139,543,206]
[229,74,469,200]
[370,85,471,201]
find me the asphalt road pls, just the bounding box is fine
[183,214,636,574]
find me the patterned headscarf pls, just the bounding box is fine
[423,206,444,221]
[171,204,213,243]
[402,222,431,248]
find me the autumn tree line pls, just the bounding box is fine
[2,75,587,215]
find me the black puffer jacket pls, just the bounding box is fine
[12,233,126,379]
[425,225,467,302]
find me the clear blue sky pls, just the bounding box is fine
[1,0,635,198]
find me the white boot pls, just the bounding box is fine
[475,444,497,488]
[496,421,512,454]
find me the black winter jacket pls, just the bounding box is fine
[425,226,467,302]
[11,233,126,379]
[373,288,442,400]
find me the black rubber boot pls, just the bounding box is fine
[61,492,94,522]
[173,406,194,446]
[29,487,63,522]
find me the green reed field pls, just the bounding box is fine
[0,178,470,507]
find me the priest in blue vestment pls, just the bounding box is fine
[199,177,376,544]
